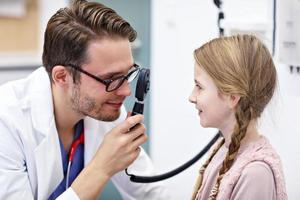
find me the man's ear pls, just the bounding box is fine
[228,94,240,109]
[52,65,70,86]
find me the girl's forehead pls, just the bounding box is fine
[194,65,210,81]
[194,64,220,91]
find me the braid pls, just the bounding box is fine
[191,138,225,200]
[208,99,252,199]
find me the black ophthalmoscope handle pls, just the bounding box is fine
[131,68,150,116]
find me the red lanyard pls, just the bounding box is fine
[68,131,84,162]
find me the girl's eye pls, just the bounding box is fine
[196,84,202,90]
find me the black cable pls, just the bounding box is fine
[126,131,222,183]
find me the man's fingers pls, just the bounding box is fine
[126,111,132,118]
[117,114,144,133]
[132,133,148,148]
[127,123,146,141]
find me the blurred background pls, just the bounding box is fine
[0,0,299,199]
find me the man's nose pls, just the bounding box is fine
[116,81,131,96]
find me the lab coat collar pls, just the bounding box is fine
[28,68,63,198]
[30,67,55,137]
[28,67,104,165]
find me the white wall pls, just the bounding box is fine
[151,0,300,199]
[151,0,219,199]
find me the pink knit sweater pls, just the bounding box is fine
[196,136,287,200]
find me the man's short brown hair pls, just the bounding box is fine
[42,0,137,82]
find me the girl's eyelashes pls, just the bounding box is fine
[194,79,204,90]
[196,84,203,90]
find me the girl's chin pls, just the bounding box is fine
[199,118,212,128]
[199,120,207,127]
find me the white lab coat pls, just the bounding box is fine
[0,67,166,200]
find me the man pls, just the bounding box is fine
[0,0,166,199]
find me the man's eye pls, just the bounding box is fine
[101,74,118,80]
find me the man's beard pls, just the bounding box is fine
[70,84,120,121]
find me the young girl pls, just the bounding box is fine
[189,35,287,200]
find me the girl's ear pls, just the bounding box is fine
[228,94,241,109]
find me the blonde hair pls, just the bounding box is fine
[192,35,277,199]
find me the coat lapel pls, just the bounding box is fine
[30,68,63,199]
[84,117,103,166]
[34,120,63,200]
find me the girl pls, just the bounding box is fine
[189,35,287,200]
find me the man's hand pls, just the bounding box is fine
[71,114,147,200]
[93,114,147,177]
